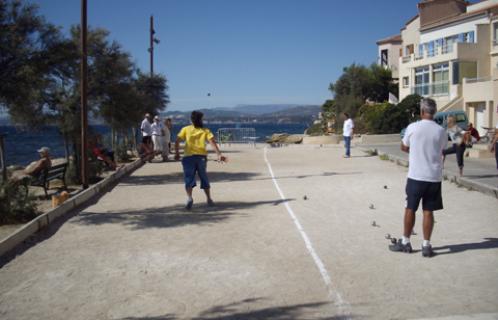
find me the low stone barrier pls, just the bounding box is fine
[0,158,144,258]
[302,135,341,145]
[354,134,401,144]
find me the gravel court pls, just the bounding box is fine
[264,144,498,319]
[0,146,346,320]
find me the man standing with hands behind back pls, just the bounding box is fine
[389,98,447,258]
[342,112,354,158]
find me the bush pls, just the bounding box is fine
[305,123,325,136]
[116,143,131,162]
[0,181,38,224]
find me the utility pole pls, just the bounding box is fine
[148,15,160,76]
[80,0,89,189]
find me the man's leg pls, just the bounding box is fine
[495,142,498,170]
[422,210,434,242]
[404,208,416,239]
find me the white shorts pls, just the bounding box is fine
[152,135,163,152]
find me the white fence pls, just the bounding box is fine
[217,128,257,146]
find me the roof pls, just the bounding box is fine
[376,34,402,45]
[400,14,419,31]
[420,3,498,31]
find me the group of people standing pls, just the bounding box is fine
[140,113,173,162]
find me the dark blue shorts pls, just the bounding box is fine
[405,178,443,212]
[182,155,210,189]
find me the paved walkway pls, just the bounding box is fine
[361,143,498,198]
[0,145,497,319]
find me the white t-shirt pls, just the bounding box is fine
[151,121,162,135]
[402,119,447,182]
[141,119,152,137]
[343,119,354,137]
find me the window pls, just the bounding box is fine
[381,49,388,67]
[403,77,409,88]
[432,63,449,95]
[452,61,460,85]
[418,44,424,57]
[468,31,475,43]
[494,23,498,45]
[415,66,430,96]
[405,44,414,55]
[427,41,435,57]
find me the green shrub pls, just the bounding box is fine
[116,143,131,162]
[305,123,325,136]
[0,181,38,224]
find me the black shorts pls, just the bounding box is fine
[142,136,152,144]
[405,178,443,212]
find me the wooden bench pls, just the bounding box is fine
[30,162,68,198]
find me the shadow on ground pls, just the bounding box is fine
[73,199,294,230]
[433,237,498,256]
[121,171,362,186]
[117,298,354,320]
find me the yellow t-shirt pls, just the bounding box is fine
[177,125,214,156]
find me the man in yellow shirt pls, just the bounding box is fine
[175,111,227,210]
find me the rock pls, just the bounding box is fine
[369,204,375,210]
[266,133,303,144]
[303,195,308,200]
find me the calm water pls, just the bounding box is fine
[0,123,306,166]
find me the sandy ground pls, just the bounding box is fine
[0,144,497,320]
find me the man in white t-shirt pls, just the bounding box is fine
[140,113,153,161]
[389,98,447,258]
[151,115,163,157]
[342,112,354,158]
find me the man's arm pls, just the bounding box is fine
[208,138,227,162]
[401,143,409,153]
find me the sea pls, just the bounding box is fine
[0,123,307,166]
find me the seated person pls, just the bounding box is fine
[11,147,52,181]
[89,135,117,170]
[467,123,480,144]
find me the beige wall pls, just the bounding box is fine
[399,17,421,100]
[378,43,402,79]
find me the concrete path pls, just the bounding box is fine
[362,143,498,197]
[0,145,497,320]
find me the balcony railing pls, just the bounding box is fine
[402,56,412,63]
[411,81,450,96]
[464,76,492,84]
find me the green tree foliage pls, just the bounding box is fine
[1,0,170,182]
[359,94,422,134]
[0,0,61,125]
[329,63,398,132]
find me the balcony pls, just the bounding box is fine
[401,42,479,67]
[411,81,450,97]
[462,77,493,102]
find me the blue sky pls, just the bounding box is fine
[33,0,423,111]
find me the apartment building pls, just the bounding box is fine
[379,0,498,134]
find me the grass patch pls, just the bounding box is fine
[379,154,390,161]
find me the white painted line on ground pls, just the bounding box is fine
[263,147,351,317]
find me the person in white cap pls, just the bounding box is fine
[151,115,163,158]
[11,147,52,181]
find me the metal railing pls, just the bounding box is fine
[217,128,257,146]
[402,56,412,63]
[465,76,492,84]
[0,134,6,182]
[411,81,450,96]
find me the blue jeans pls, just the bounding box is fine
[343,136,351,156]
[495,142,498,170]
[182,155,210,189]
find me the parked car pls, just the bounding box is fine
[400,110,469,139]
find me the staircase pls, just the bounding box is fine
[438,96,463,113]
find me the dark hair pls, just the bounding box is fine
[191,111,204,128]
[343,112,350,119]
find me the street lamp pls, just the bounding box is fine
[80,0,88,188]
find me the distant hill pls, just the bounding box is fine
[164,104,320,124]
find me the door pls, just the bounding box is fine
[475,104,485,136]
